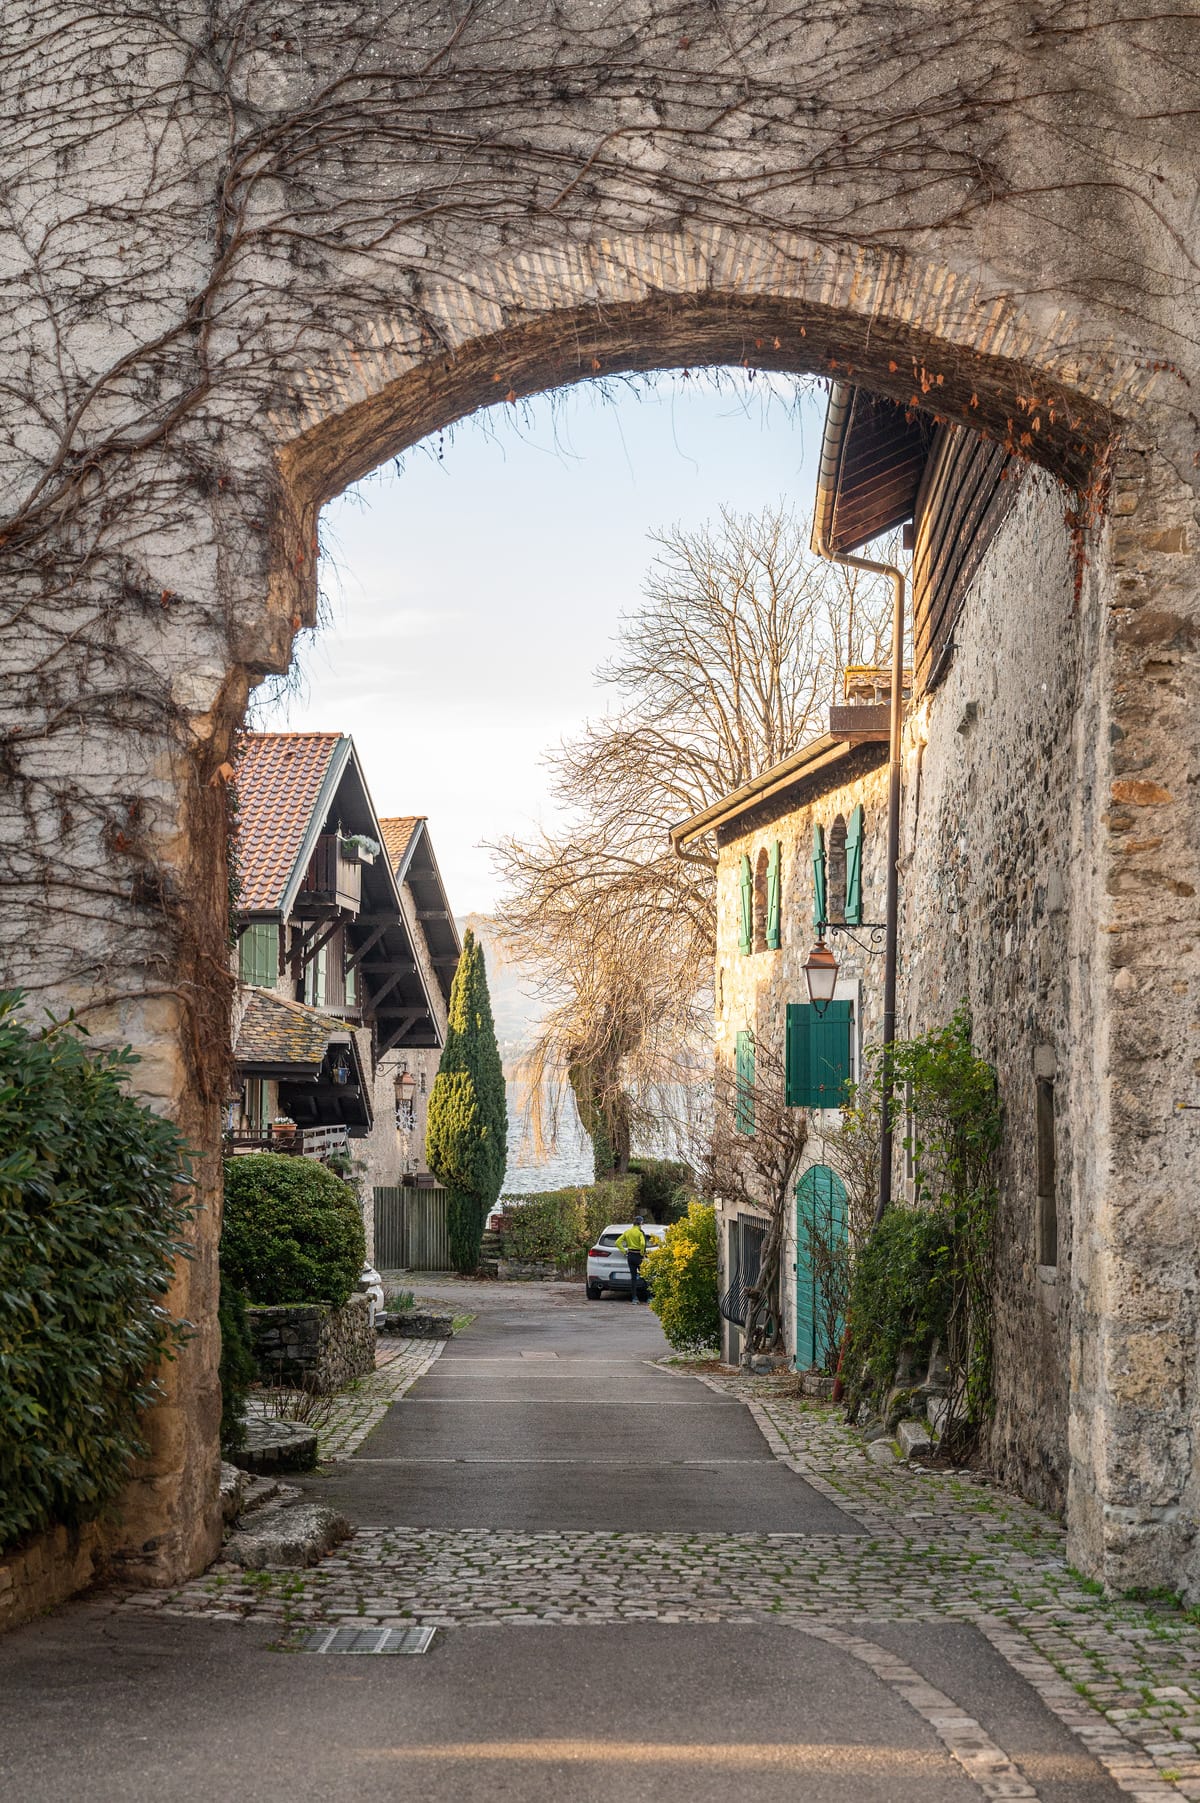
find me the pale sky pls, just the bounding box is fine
[255,371,828,915]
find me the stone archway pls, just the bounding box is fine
[3,4,1199,1611]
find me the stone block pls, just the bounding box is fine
[897,1418,934,1460]
[224,1503,351,1570]
[230,1417,318,1476]
[867,1437,900,1465]
[380,1308,454,1339]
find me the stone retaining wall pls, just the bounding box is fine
[246,1294,375,1394]
[0,1521,106,1636]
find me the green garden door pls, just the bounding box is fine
[794,1164,848,1372]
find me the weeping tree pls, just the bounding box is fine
[492,507,893,1166]
[425,928,508,1273]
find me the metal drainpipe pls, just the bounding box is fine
[812,526,906,1228]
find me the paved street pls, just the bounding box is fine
[3,1281,1200,1801]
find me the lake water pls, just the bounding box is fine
[499,1082,593,1195]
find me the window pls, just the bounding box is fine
[827,815,847,921]
[309,939,326,1008]
[734,1030,755,1134]
[812,825,827,926]
[1036,1076,1058,1267]
[737,853,753,954]
[753,848,769,952]
[419,1068,427,1095]
[785,1001,854,1108]
[238,921,277,987]
[243,1077,269,1131]
[345,953,357,1008]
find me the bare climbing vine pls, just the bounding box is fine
[0,0,1196,1097]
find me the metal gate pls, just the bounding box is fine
[374,1185,451,1271]
[794,1164,848,1372]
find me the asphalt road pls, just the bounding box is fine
[307,1285,859,1532]
[0,1280,1124,1802]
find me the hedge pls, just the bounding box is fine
[0,993,193,1551]
[220,1153,365,1307]
[496,1177,640,1266]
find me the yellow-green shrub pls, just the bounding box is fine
[642,1201,720,1352]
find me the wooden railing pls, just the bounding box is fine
[225,1124,349,1162]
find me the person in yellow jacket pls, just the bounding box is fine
[616,1216,649,1304]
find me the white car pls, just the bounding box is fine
[585,1221,667,1300]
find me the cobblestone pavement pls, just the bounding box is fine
[116,1349,1200,1802]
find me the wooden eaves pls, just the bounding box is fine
[669,724,888,852]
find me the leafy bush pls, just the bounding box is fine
[628,1158,692,1224]
[844,1007,1001,1442]
[496,1177,641,1266]
[0,993,193,1551]
[641,1202,720,1352]
[218,1279,256,1452]
[221,1154,365,1307]
[843,1204,955,1417]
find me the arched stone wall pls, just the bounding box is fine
[3,0,1199,1607]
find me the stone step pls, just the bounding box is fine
[229,1415,318,1476]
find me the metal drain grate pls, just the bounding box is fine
[296,1626,436,1656]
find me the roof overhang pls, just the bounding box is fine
[812,383,935,557]
[671,733,878,849]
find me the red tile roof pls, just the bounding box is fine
[378,816,423,875]
[235,733,344,912]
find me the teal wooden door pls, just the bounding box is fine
[794,1164,849,1371]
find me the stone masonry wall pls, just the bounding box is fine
[246,1294,375,1395]
[901,467,1080,1514]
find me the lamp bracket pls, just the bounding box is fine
[817,919,887,957]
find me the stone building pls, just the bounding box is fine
[673,714,892,1372]
[229,734,458,1259]
[673,381,1185,1536]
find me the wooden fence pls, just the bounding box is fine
[374,1185,451,1271]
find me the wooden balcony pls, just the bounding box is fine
[224,1124,350,1162]
[297,834,361,915]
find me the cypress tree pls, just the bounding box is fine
[425,927,508,1273]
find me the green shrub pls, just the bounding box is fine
[0,992,193,1551]
[496,1177,641,1266]
[628,1158,692,1224]
[843,1204,955,1420]
[221,1154,365,1307]
[641,1201,720,1352]
[218,1278,256,1452]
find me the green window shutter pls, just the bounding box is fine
[735,1030,755,1134]
[737,854,753,954]
[812,826,827,927]
[239,922,276,987]
[766,840,782,950]
[785,1002,810,1107]
[785,1001,853,1107]
[845,805,864,926]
